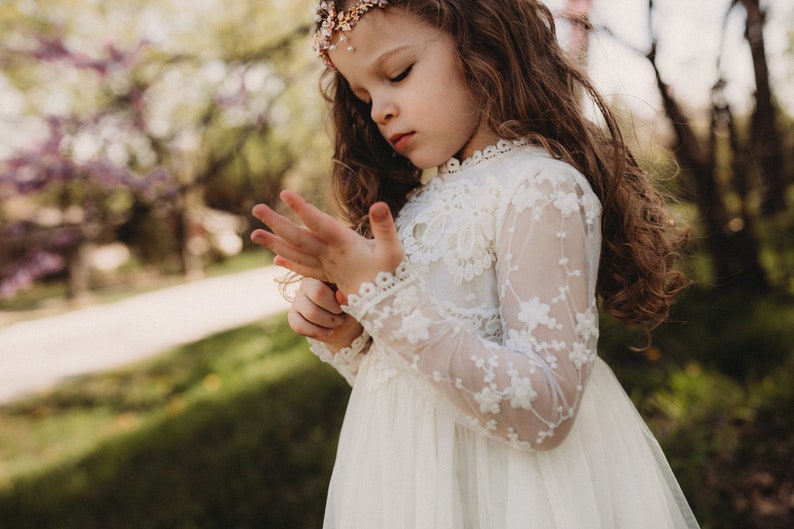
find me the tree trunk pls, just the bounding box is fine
[645,36,768,289]
[739,0,786,215]
[177,185,205,281]
[67,238,92,305]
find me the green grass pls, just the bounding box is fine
[598,286,794,529]
[0,315,349,529]
[0,286,792,528]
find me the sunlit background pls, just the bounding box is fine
[0,1,792,528]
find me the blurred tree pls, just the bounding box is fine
[589,0,791,290]
[0,0,327,301]
[651,0,790,289]
[735,0,787,216]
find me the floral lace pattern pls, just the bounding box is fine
[342,145,603,450]
[308,330,371,386]
[438,138,530,175]
[399,176,501,285]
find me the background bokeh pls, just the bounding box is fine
[1,1,792,528]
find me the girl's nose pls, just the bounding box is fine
[370,98,397,125]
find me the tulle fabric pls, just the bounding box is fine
[324,353,699,529]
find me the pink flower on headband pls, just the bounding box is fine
[313,0,398,69]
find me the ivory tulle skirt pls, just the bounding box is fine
[323,352,700,529]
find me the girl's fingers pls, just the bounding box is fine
[250,228,323,272]
[302,278,343,315]
[280,191,348,244]
[287,306,334,338]
[272,255,328,282]
[251,203,325,257]
[292,289,342,329]
[335,289,349,306]
[288,279,347,338]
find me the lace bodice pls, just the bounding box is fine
[313,140,602,450]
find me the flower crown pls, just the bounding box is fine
[313,0,399,69]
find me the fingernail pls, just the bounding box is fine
[371,208,386,222]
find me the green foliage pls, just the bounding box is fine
[600,287,794,529]
[661,287,794,380]
[644,357,794,529]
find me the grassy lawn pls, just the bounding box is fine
[0,284,792,528]
[0,314,349,529]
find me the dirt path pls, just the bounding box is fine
[0,267,290,403]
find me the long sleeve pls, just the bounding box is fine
[342,157,602,450]
[308,331,371,386]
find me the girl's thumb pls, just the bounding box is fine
[369,202,398,241]
[369,201,404,262]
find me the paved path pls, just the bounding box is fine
[0,267,291,403]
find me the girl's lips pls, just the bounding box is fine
[389,132,414,152]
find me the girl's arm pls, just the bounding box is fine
[251,179,599,451]
[342,174,599,451]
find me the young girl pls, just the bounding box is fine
[251,1,700,527]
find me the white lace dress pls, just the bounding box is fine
[310,141,700,529]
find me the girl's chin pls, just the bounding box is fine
[404,152,454,171]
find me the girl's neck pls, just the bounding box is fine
[454,124,501,163]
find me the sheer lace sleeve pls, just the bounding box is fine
[343,167,601,450]
[308,331,372,386]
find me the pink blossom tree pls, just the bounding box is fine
[0,1,318,301]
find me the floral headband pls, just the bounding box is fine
[313,0,399,69]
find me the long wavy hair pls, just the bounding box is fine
[316,0,689,329]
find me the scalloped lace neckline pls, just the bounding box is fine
[438,138,531,175]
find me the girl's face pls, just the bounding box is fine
[328,8,498,169]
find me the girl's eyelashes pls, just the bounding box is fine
[347,64,413,104]
[388,64,413,83]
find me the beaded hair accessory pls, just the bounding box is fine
[313,0,399,69]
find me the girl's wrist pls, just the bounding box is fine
[338,262,404,300]
[324,321,365,354]
[328,328,371,360]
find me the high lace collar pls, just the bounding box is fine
[438,138,531,175]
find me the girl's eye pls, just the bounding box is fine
[389,65,413,83]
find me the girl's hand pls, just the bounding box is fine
[250,190,405,297]
[288,278,363,352]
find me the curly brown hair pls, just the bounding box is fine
[317,0,689,329]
